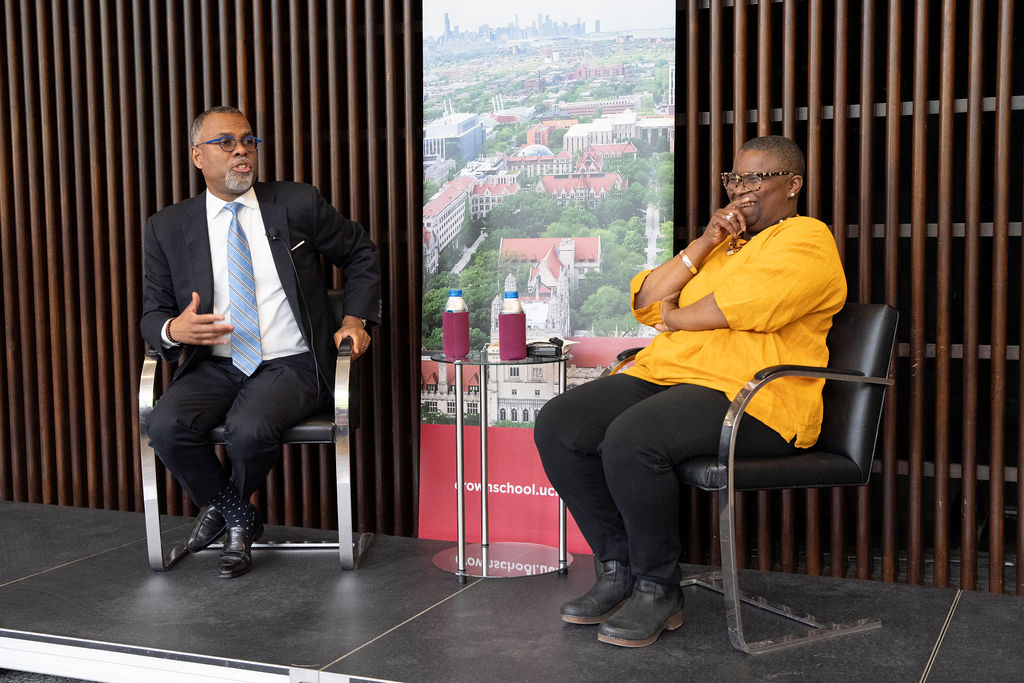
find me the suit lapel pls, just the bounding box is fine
[255,183,306,336]
[181,194,215,313]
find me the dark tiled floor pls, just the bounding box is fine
[1,501,1022,682]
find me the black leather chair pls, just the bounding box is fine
[138,289,372,570]
[608,302,898,654]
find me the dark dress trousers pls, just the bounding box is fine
[140,181,381,503]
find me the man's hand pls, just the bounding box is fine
[334,315,371,360]
[168,292,234,345]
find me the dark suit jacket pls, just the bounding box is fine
[140,181,381,389]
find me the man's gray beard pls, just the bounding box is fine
[225,169,254,193]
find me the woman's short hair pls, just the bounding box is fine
[739,135,805,177]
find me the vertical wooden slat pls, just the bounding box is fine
[778,0,797,574]
[115,0,139,511]
[804,0,823,577]
[383,0,410,533]
[322,0,343,532]
[37,0,67,506]
[732,0,746,151]
[756,0,771,136]
[184,1,201,200]
[685,0,699,244]
[907,0,929,586]
[881,0,902,584]
[961,0,984,592]
[731,0,748,571]
[82,0,106,509]
[988,0,1014,595]
[685,1,701,559]
[934,0,957,590]
[755,0,773,572]
[68,0,92,508]
[130,0,150,510]
[304,0,323,531]
[401,0,421,536]
[14,0,42,504]
[830,0,850,579]
[281,0,303,527]
[364,0,388,530]
[708,0,722,212]
[235,0,248,108]
[218,0,231,102]
[0,0,20,503]
[707,0,723,568]
[854,0,876,582]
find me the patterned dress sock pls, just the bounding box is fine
[209,484,256,533]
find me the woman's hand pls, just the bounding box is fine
[656,290,682,332]
[702,199,751,247]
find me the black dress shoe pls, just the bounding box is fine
[218,520,263,579]
[597,578,684,647]
[561,558,634,624]
[186,504,227,553]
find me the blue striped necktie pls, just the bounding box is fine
[225,201,262,376]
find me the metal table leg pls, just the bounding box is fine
[455,361,467,583]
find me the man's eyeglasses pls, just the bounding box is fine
[721,171,794,193]
[198,135,262,153]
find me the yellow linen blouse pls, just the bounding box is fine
[626,215,847,447]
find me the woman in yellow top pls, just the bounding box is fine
[534,136,847,648]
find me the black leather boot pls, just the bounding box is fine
[597,578,684,647]
[560,558,634,624]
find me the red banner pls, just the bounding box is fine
[418,423,592,554]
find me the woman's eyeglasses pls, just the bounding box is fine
[721,171,794,194]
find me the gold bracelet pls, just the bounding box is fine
[679,250,698,275]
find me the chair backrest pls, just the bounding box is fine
[814,302,899,483]
[677,302,898,492]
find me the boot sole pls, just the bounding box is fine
[597,610,684,647]
[560,598,628,625]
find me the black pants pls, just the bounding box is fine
[146,353,327,505]
[534,373,800,585]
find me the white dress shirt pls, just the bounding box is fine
[162,187,308,361]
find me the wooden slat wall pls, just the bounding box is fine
[676,0,1023,594]
[0,0,421,538]
[3,0,1024,597]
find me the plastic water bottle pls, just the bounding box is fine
[498,291,526,360]
[442,289,470,357]
[501,291,524,314]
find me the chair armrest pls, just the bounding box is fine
[138,347,161,419]
[333,338,354,435]
[602,346,647,377]
[712,365,894,489]
[617,346,645,362]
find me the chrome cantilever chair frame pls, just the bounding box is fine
[609,302,898,655]
[684,364,893,654]
[138,291,372,571]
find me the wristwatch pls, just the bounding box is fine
[357,317,367,328]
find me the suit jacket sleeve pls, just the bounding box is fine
[307,188,382,326]
[140,213,186,362]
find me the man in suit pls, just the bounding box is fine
[141,105,381,578]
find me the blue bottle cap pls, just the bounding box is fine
[504,291,519,298]
[449,289,463,296]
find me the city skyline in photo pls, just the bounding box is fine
[422,0,672,40]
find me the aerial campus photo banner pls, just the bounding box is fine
[418,1,676,555]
